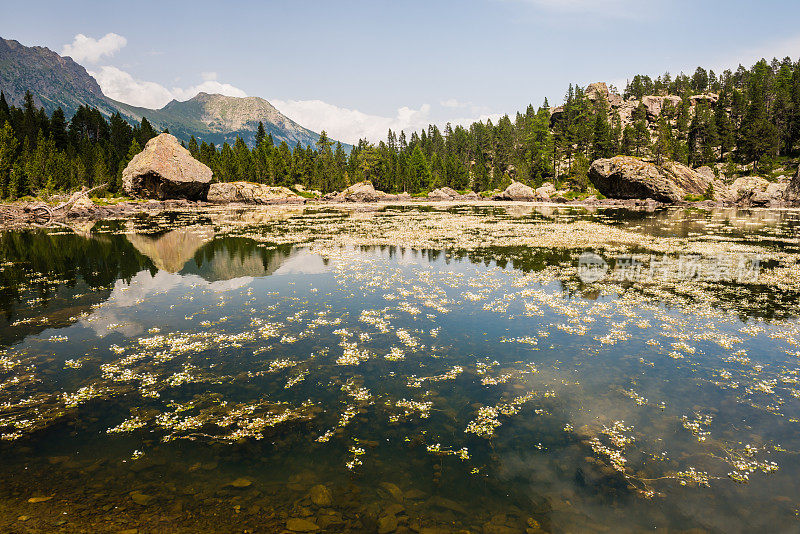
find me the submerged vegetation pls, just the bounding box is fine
[0,204,799,531]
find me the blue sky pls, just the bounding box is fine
[3,0,800,142]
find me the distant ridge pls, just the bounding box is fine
[0,36,340,149]
[0,37,118,116]
[111,92,324,148]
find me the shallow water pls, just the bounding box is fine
[1,204,800,533]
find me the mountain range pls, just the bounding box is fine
[0,36,332,148]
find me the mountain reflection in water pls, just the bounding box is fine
[0,205,799,533]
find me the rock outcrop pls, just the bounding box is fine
[493,181,537,201]
[585,82,622,107]
[641,95,682,119]
[122,134,212,200]
[427,187,481,201]
[428,187,461,200]
[660,161,715,197]
[690,93,719,106]
[326,181,394,202]
[588,156,713,203]
[578,81,720,128]
[206,182,302,204]
[535,182,557,200]
[730,177,786,206]
[783,164,800,204]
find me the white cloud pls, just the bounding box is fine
[61,33,127,63]
[170,80,247,101]
[270,99,501,144]
[441,98,468,108]
[270,99,432,143]
[82,41,492,141]
[90,65,246,109]
[90,66,174,108]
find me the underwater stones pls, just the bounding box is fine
[426,495,466,514]
[309,484,332,507]
[417,527,458,534]
[128,456,166,473]
[317,514,344,529]
[482,522,520,534]
[122,133,212,200]
[383,503,405,516]
[404,488,427,500]
[287,471,317,491]
[378,513,399,533]
[286,517,320,531]
[130,491,153,506]
[526,517,545,534]
[316,509,344,529]
[379,482,404,502]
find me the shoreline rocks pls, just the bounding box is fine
[207,182,304,204]
[783,164,800,205]
[326,181,393,202]
[589,156,712,203]
[122,133,212,201]
[493,181,537,201]
[730,176,786,207]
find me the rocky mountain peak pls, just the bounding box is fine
[0,37,107,113]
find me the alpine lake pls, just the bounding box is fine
[1,202,800,534]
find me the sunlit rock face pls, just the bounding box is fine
[207,182,302,204]
[493,181,537,201]
[782,163,800,205]
[729,176,786,206]
[122,134,212,200]
[589,156,713,202]
[326,181,394,202]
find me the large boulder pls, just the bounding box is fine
[428,187,461,200]
[588,156,712,203]
[660,161,715,196]
[731,176,786,206]
[783,164,800,204]
[122,133,212,200]
[328,181,392,202]
[206,182,302,204]
[493,181,537,201]
[535,182,557,200]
